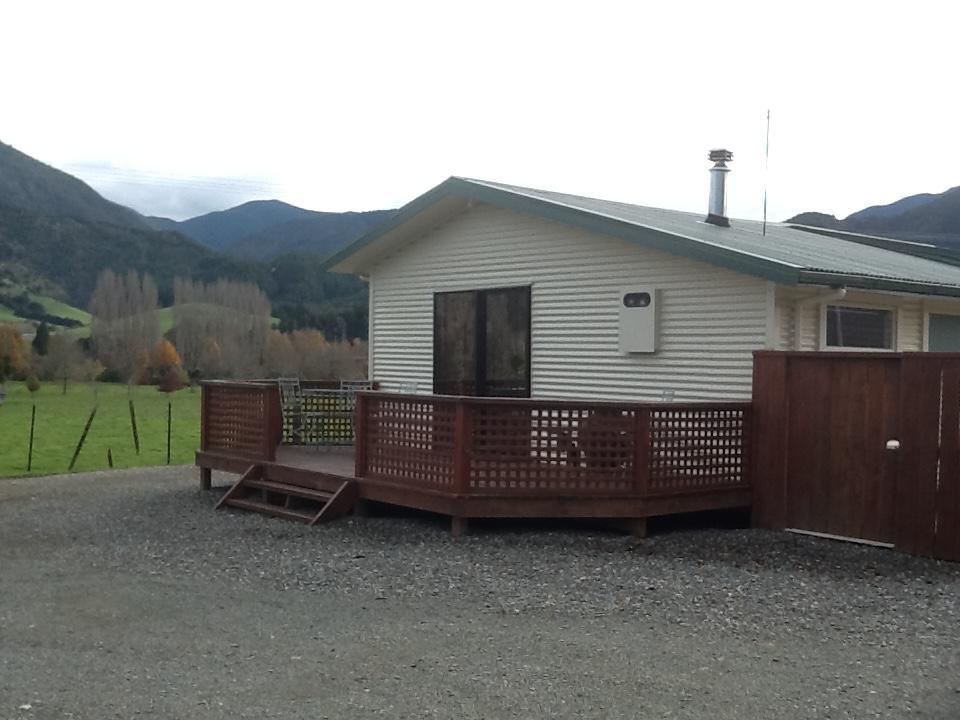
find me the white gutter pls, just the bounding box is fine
[794,286,847,350]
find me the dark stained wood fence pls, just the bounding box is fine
[201,380,380,465]
[200,380,281,462]
[753,352,960,562]
[355,393,751,504]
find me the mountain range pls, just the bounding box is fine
[146,201,392,260]
[0,141,392,338]
[787,186,960,246]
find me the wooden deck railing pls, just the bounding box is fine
[200,380,282,462]
[354,393,751,499]
[200,379,379,462]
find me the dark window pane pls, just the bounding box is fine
[434,291,477,395]
[484,287,530,397]
[433,286,532,398]
[826,306,893,349]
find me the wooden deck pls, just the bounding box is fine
[276,446,356,477]
[196,381,753,532]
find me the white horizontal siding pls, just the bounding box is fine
[369,204,770,401]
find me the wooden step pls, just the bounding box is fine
[243,478,334,503]
[261,463,347,493]
[215,464,358,526]
[224,497,315,523]
[309,479,359,525]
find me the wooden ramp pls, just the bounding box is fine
[215,464,358,525]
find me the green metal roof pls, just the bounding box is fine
[324,177,960,298]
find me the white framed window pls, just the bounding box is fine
[823,304,895,350]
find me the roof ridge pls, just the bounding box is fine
[324,175,960,298]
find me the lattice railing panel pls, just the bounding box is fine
[648,407,749,494]
[365,396,456,490]
[204,384,271,459]
[469,404,637,494]
[282,390,355,446]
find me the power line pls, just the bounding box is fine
[61,163,284,195]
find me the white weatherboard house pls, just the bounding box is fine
[324,153,960,402]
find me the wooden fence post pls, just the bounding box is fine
[633,407,650,495]
[68,405,97,471]
[26,404,36,472]
[199,383,209,453]
[129,399,140,455]
[265,383,282,461]
[453,400,472,495]
[199,383,211,489]
[450,399,473,537]
[751,352,789,529]
[354,392,369,478]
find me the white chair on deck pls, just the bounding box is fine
[277,378,323,445]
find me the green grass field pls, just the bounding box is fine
[0,381,200,477]
[2,292,281,339]
[34,294,92,325]
[0,306,20,323]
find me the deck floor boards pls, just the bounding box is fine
[274,445,356,478]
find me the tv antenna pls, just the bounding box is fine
[762,109,771,236]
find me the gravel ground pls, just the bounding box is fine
[1,467,959,719]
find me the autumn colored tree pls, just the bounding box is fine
[264,330,298,377]
[148,339,188,392]
[286,329,365,379]
[150,339,181,369]
[0,324,29,383]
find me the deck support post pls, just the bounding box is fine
[354,393,369,478]
[451,516,469,537]
[200,467,212,491]
[353,498,372,517]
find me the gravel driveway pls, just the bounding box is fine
[1,467,958,719]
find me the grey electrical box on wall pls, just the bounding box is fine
[619,288,658,353]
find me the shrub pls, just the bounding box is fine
[0,324,29,382]
[96,367,124,383]
[25,375,40,393]
[157,364,189,393]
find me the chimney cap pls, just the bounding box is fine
[709,149,733,165]
[705,148,733,227]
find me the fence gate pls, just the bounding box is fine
[753,352,960,562]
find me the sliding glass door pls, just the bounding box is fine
[434,286,531,397]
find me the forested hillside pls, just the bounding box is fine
[0,142,149,229]
[226,209,392,259]
[0,142,373,339]
[151,200,392,260]
[788,185,960,247]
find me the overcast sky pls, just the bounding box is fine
[2,1,957,221]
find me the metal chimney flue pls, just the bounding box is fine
[705,149,733,227]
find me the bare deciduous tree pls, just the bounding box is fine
[41,334,99,394]
[173,277,271,378]
[89,269,160,380]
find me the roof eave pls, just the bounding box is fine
[788,224,960,269]
[321,179,462,273]
[799,270,960,298]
